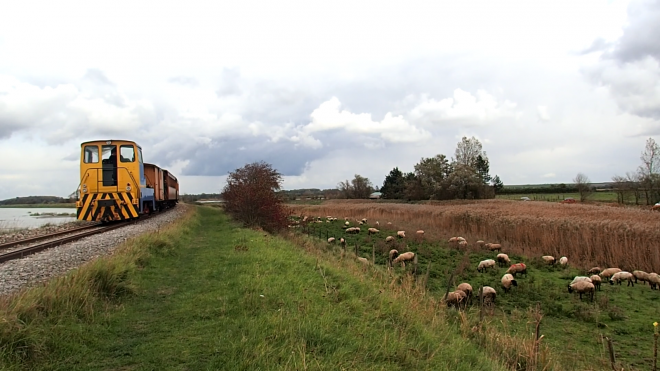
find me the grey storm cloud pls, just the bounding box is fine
[79,69,126,107]
[610,0,660,62]
[178,137,322,177]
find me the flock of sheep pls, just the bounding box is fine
[292,214,660,311]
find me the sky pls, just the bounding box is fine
[1,0,660,199]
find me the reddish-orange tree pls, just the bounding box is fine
[221,161,290,233]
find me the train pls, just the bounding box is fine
[76,139,179,222]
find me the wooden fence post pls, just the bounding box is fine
[606,336,616,371]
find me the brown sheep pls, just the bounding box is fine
[457,283,473,305]
[589,275,602,291]
[388,249,399,266]
[541,255,556,265]
[633,270,649,284]
[392,251,415,268]
[475,240,485,248]
[599,268,622,280]
[385,236,395,243]
[568,280,595,301]
[587,267,601,275]
[367,228,380,235]
[648,273,660,289]
[446,290,467,309]
[486,243,502,253]
[496,253,511,267]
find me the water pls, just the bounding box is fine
[0,208,78,231]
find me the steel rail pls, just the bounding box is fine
[0,223,102,251]
[0,223,126,264]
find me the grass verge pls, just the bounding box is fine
[1,206,512,370]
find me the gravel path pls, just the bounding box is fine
[0,204,189,297]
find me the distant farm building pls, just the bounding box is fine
[369,192,382,199]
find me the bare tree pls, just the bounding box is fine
[638,138,660,204]
[573,172,592,202]
[454,136,486,167]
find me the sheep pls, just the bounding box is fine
[458,240,468,249]
[397,231,406,238]
[648,273,660,289]
[485,243,502,253]
[633,270,649,284]
[506,263,527,278]
[357,256,370,266]
[568,280,595,301]
[599,268,622,279]
[457,237,466,242]
[376,221,379,227]
[339,238,346,248]
[387,222,392,226]
[559,256,568,266]
[541,255,556,265]
[446,290,467,309]
[590,275,602,291]
[570,276,592,285]
[496,253,511,268]
[385,236,395,243]
[457,283,473,305]
[587,267,602,275]
[388,249,400,265]
[416,230,424,237]
[477,259,496,273]
[475,240,485,248]
[327,237,335,243]
[448,237,459,244]
[345,227,361,234]
[610,271,634,286]
[367,228,380,235]
[481,286,497,305]
[361,218,367,224]
[501,273,518,293]
[392,251,415,268]
[345,221,350,226]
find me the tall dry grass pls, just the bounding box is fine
[288,199,660,272]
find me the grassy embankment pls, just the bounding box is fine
[289,200,660,370]
[0,205,517,370]
[496,192,618,202]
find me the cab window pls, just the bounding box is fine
[138,148,143,163]
[120,145,135,162]
[83,145,99,163]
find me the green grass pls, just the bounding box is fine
[0,206,510,370]
[0,203,76,208]
[300,219,660,370]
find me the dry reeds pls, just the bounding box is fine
[288,199,660,273]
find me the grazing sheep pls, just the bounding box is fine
[397,231,406,238]
[570,276,592,285]
[568,280,595,301]
[475,240,485,248]
[610,271,634,286]
[385,236,395,243]
[392,251,415,268]
[345,221,350,226]
[327,237,335,243]
[457,237,466,242]
[340,238,346,248]
[506,263,527,278]
[501,273,518,293]
[367,228,380,235]
[590,275,602,291]
[541,255,556,265]
[448,237,459,244]
[361,218,367,224]
[457,283,473,304]
[446,290,467,309]
[458,240,468,249]
[496,253,511,267]
[559,256,568,266]
[388,249,399,264]
[647,273,660,289]
[599,268,622,279]
[477,259,496,273]
[587,267,602,275]
[485,243,502,253]
[416,230,424,237]
[387,222,392,226]
[376,221,379,227]
[481,286,497,305]
[357,256,370,265]
[633,270,649,284]
[345,227,361,234]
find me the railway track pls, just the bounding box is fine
[0,222,127,264]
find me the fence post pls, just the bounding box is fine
[355,242,358,257]
[606,336,616,371]
[372,244,375,265]
[479,287,484,323]
[443,273,454,301]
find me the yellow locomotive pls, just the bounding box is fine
[76,139,178,222]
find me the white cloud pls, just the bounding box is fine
[537,106,550,122]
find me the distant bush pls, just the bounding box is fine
[221,161,290,233]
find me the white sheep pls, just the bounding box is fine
[385,236,395,243]
[496,253,511,267]
[541,255,556,265]
[570,276,592,285]
[361,218,367,224]
[633,270,649,284]
[559,256,568,266]
[397,231,406,238]
[599,268,622,279]
[481,286,497,305]
[327,237,335,243]
[589,275,602,291]
[506,263,527,278]
[458,240,468,249]
[345,221,350,226]
[367,228,380,235]
[501,273,518,293]
[448,237,459,244]
[610,271,634,286]
[416,230,425,237]
[392,251,415,268]
[446,290,467,309]
[357,256,370,266]
[477,259,496,273]
[339,238,346,248]
[648,273,660,290]
[457,237,466,242]
[568,280,595,301]
[345,227,361,234]
[457,282,473,304]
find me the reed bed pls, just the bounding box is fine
[288,199,660,273]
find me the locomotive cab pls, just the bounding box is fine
[77,140,155,222]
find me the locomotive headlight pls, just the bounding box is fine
[82,185,87,193]
[126,185,132,191]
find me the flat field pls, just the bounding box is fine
[496,192,619,202]
[288,200,660,370]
